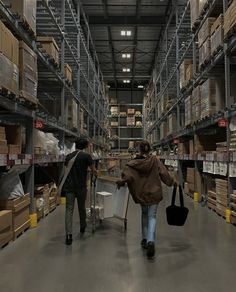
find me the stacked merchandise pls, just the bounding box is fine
[0,21,19,97]
[224,0,236,39]
[215,179,228,217]
[160,121,167,140]
[127,109,135,115]
[19,41,38,105]
[210,15,224,55]
[35,184,50,219]
[230,191,236,224]
[229,130,236,152]
[0,127,8,154]
[37,37,59,65]
[198,18,216,68]
[5,125,22,155]
[128,141,135,149]
[0,194,30,240]
[48,184,58,212]
[167,113,177,135]
[0,210,12,248]
[180,60,193,89]
[64,64,73,84]
[110,106,119,116]
[190,0,208,28]
[79,108,84,133]
[200,78,225,119]
[207,177,217,210]
[111,121,118,127]
[185,96,192,126]
[127,116,135,127]
[184,168,195,198]
[192,87,201,123]
[67,99,78,131]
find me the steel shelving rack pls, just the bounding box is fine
[0,0,109,212]
[144,0,236,223]
[109,103,144,152]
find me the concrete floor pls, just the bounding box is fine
[0,188,236,292]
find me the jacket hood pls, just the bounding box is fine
[126,155,156,174]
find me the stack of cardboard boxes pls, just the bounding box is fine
[215,179,228,216]
[0,127,8,154]
[0,210,13,248]
[167,113,177,135]
[190,0,210,28]
[64,64,73,84]
[180,60,193,90]
[198,18,216,68]
[185,96,192,126]
[192,87,201,123]
[0,194,30,240]
[211,15,224,55]
[160,121,167,140]
[0,125,22,155]
[185,168,195,198]
[224,0,236,39]
[67,99,78,131]
[37,37,59,65]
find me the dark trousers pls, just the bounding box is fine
[65,189,87,234]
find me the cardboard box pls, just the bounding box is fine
[190,0,199,28]
[37,36,59,64]
[198,17,216,47]
[224,0,236,38]
[19,41,37,80]
[111,121,118,127]
[199,38,211,67]
[0,53,19,96]
[64,63,72,83]
[8,145,21,155]
[185,95,192,126]
[128,141,135,149]
[168,113,177,135]
[0,210,12,232]
[192,86,201,122]
[0,20,19,66]
[189,140,194,155]
[127,116,135,126]
[20,73,38,103]
[67,99,78,130]
[3,0,37,35]
[180,59,192,89]
[110,106,119,114]
[127,108,135,115]
[5,125,22,151]
[211,24,224,54]
[160,121,167,140]
[199,0,208,15]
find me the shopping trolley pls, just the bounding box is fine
[89,174,130,233]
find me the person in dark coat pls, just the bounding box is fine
[63,138,97,245]
[117,141,177,258]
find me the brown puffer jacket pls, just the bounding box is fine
[121,155,174,205]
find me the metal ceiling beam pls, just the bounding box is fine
[87,15,167,26]
[101,0,117,87]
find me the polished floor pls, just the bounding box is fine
[0,187,236,292]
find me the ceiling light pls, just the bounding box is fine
[123,80,130,84]
[122,53,131,59]
[123,68,131,72]
[138,85,144,89]
[121,30,132,36]
[127,54,131,58]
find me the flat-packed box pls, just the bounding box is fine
[0,20,19,66]
[180,59,192,89]
[37,36,59,65]
[111,121,118,127]
[0,194,30,239]
[128,141,135,149]
[20,73,38,104]
[190,0,199,28]
[192,86,201,122]
[160,121,167,140]
[211,24,224,55]
[224,0,236,38]
[127,116,135,126]
[198,17,216,47]
[2,0,37,35]
[185,96,192,126]
[0,53,19,96]
[19,41,37,80]
[127,108,135,115]
[199,38,211,67]
[168,113,177,135]
[64,63,72,83]
[67,99,78,130]
[0,210,13,247]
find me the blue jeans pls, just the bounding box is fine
[141,204,158,243]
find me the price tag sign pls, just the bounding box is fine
[218,119,228,128]
[34,120,44,129]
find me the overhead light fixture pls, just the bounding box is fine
[138,85,144,89]
[121,30,132,36]
[123,80,130,84]
[123,68,131,72]
[122,53,131,59]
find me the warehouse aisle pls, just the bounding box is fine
[0,188,236,292]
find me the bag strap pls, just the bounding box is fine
[171,185,185,207]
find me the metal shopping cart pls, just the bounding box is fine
[89,175,130,233]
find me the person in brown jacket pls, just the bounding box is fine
[117,141,177,259]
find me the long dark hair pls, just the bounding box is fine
[139,140,151,155]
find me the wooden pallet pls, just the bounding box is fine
[0,231,13,249]
[224,23,236,42]
[13,220,30,240]
[19,17,36,40]
[0,86,18,101]
[211,45,223,57]
[19,91,38,109]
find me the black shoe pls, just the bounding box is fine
[80,224,87,234]
[141,239,147,249]
[147,241,155,259]
[65,234,73,245]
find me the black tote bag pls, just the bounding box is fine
[166,185,189,226]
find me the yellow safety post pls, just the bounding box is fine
[30,213,38,228]
[194,192,199,203]
[226,209,231,223]
[60,197,66,205]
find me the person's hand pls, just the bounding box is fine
[116,180,125,189]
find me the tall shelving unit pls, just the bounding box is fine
[109,103,143,152]
[144,0,236,225]
[0,0,109,213]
